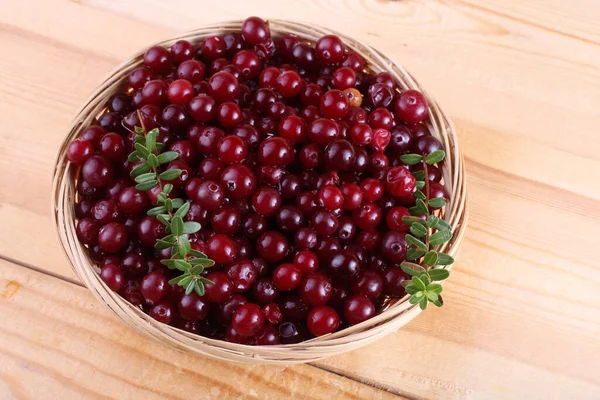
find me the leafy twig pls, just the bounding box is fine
[399,150,454,310]
[128,117,214,296]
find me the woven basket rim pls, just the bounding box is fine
[51,19,468,364]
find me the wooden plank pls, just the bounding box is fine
[0,259,399,400]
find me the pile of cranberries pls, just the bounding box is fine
[66,17,448,345]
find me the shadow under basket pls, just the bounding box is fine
[52,19,468,364]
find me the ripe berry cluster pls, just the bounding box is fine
[67,16,448,345]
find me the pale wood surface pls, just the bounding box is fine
[0,0,599,399]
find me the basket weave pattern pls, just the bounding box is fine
[52,20,468,364]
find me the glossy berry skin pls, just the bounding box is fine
[299,273,332,306]
[82,156,114,187]
[217,135,247,163]
[67,139,94,165]
[208,71,240,103]
[386,206,411,232]
[311,210,339,236]
[206,234,237,264]
[217,102,243,128]
[254,324,281,345]
[382,266,409,297]
[332,67,356,90]
[275,205,304,232]
[118,187,149,215]
[308,118,340,147]
[140,272,169,304]
[252,186,282,216]
[253,277,279,304]
[97,222,127,253]
[320,90,349,119]
[272,264,302,291]
[293,250,319,275]
[256,231,288,263]
[318,185,344,210]
[415,135,443,156]
[360,178,384,202]
[232,50,262,80]
[211,205,241,235]
[232,303,265,336]
[258,137,293,166]
[100,264,124,291]
[241,17,271,45]
[204,272,234,304]
[394,90,428,123]
[340,183,363,210]
[91,199,120,224]
[352,202,382,230]
[315,35,345,64]
[149,300,175,324]
[219,294,247,323]
[380,231,408,263]
[225,259,257,293]
[351,270,383,300]
[278,115,306,143]
[344,295,375,325]
[324,139,355,172]
[220,164,257,200]
[200,36,226,60]
[307,305,339,336]
[177,293,210,321]
[144,46,172,73]
[386,167,416,198]
[327,251,361,278]
[262,303,283,324]
[189,94,216,122]
[275,70,303,98]
[295,228,318,250]
[167,79,194,105]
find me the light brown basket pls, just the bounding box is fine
[52,20,468,364]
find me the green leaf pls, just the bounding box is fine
[174,259,191,271]
[135,180,158,191]
[160,259,177,269]
[147,205,166,217]
[425,150,445,165]
[406,234,427,251]
[165,198,173,212]
[406,248,426,260]
[409,292,424,304]
[194,281,205,297]
[183,221,201,234]
[426,215,439,228]
[134,126,145,134]
[428,269,450,281]
[190,264,204,275]
[128,152,141,162]
[178,275,193,288]
[171,198,184,209]
[427,283,443,294]
[147,153,159,168]
[130,163,151,177]
[412,170,426,181]
[423,251,438,266]
[430,230,453,246]
[433,295,444,307]
[190,258,212,267]
[401,262,426,276]
[174,202,190,218]
[156,143,166,152]
[157,192,167,205]
[156,214,171,227]
[157,151,180,164]
[155,238,176,250]
[434,218,452,231]
[168,275,185,285]
[420,273,430,286]
[405,284,419,295]
[400,153,423,165]
[409,222,428,238]
[171,216,184,236]
[412,276,426,290]
[134,135,145,144]
[185,280,195,295]
[135,172,157,184]
[436,253,455,266]
[135,143,150,158]
[146,128,158,152]
[419,296,428,310]
[199,277,214,286]
[426,291,439,302]
[163,183,173,194]
[413,190,426,201]
[428,197,446,208]
[402,216,424,226]
[178,236,191,257]
[416,180,425,190]
[409,199,428,215]
[190,249,208,258]
[159,169,182,181]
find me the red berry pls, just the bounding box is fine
[307,305,339,336]
[272,264,302,291]
[232,303,264,336]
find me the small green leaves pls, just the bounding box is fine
[425,150,445,165]
[430,230,452,246]
[427,283,443,294]
[174,202,190,218]
[130,163,151,177]
[410,198,428,215]
[415,181,426,190]
[406,234,427,251]
[147,153,159,168]
[413,190,426,201]
[428,197,446,208]
[400,154,423,165]
[135,143,150,158]
[159,169,182,181]
[157,151,180,164]
[406,248,426,260]
[412,276,426,290]
[136,180,158,191]
[163,184,174,194]
[412,170,426,181]
[423,251,438,266]
[183,221,201,234]
[436,252,455,265]
[402,215,425,226]
[178,235,191,257]
[401,262,426,276]
[171,216,184,236]
[428,269,450,281]
[409,222,428,237]
[134,172,156,184]
[145,128,158,152]
[434,218,452,231]
[134,126,145,134]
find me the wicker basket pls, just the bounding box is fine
[52,20,468,364]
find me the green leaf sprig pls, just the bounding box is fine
[399,150,454,310]
[128,111,214,296]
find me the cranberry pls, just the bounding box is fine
[295,228,318,250]
[140,272,169,304]
[219,294,247,323]
[367,84,394,109]
[360,178,384,202]
[149,300,175,324]
[241,17,271,45]
[355,230,381,253]
[412,164,442,183]
[311,210,339,236]
[254,324,281,345]
[253,277,279,304]
[344,295,375,325]
[82,156,114,187]
[241,212,268,239]
[204,272,234,304]
[299,273,332,306]
[137,216,165,246]
[220,164,257,199]
[386,167,416,198]
[256,231,288,263]
[415,135,443,156]
[275,70,303,98]
[252,186,282,216]
[128,67,153,90]
[75,199,94,218]
[352,202,382,230]
[394,90,428,123]
[307,306,339,336]
[67,139,94,165]
[258,137,293,166]
[307,118,339,147]
[144,46,171,73]
[382,266,409,297]
[208,71,240,103]
[167,79,194,105]
[320,90,349,119]
[278,296,310,322]
[206,234,237,264]
[327,251,361,278]
[121,253,147,278]
[330,283,352,310]
[427,182,449,208]
[337,216,357,244]
[262,303,283,324]
[211,205,241,235]
[315,236,342,260]
[351,270,383,300]
[386,206,411,232]
[280,175,302,199]
[100,264,125,291]
[315,35,345,64]
[278,115,305,143]
[98,222,127,252]
[380,231,408,263]
[225,325,249,344]
[230,305,264,337]
[324,139,355,172]
[259,66,281,88]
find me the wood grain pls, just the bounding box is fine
[0,0,599,398]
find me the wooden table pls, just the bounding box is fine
[1,1,599,398]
